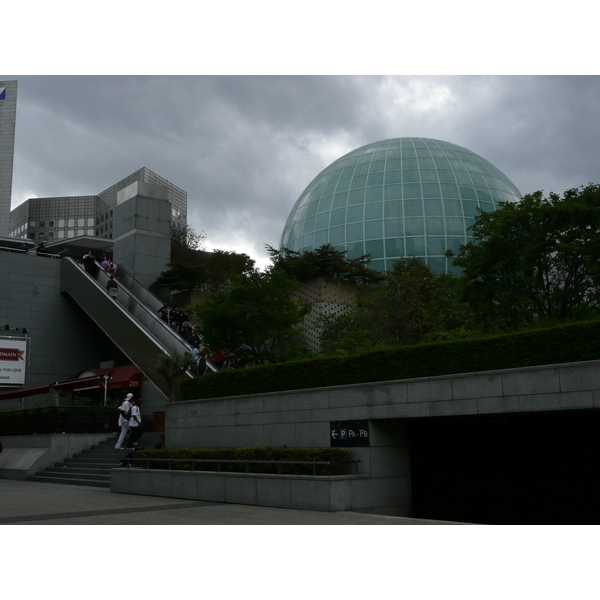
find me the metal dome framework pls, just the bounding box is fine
[280,137,522,273]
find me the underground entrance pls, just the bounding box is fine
[407,409,600,524]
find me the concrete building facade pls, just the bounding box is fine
[115,357,600,522]
[9,167,187,246]
[0,80,18,237]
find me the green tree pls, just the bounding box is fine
[154,351,195,402]
[192,268,311,366]
[170,224,207,264]
[447,184,600,330]
[267,244,384,284]
[154,249,255,293]
[320,257,475,353]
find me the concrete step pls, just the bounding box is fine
[45,466,113,476]
[28,432,162,488]
[63,455,124,464]
[27,474,111,488]
[34,470,109,482]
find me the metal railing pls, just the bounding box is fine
[120,457,361,476]
[0,405,117,436]
[0,244,60,258]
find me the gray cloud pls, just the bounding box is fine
[5,75,600,267]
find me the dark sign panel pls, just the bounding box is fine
[330,420,370,447]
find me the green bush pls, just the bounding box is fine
[181,319,600,400]
[130,447,353,476]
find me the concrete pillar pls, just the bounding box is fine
[112,181,171,289]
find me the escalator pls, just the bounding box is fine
[60,257,195,400]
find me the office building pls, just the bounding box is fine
[9,167,187,245]
[0,80,18,237]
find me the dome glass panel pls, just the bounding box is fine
[279,138,522,273]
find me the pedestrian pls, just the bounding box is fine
[158,303,170,324]
[180,321,192,342]
[190,344,200,375]
[107,275,118,299]
[213,349,225,370]
[127,399,144,448]
[154,434,165,449]
[197,348,208,376]
[188,328,201,348]
[82,251,96,276]
[115,393,133,450]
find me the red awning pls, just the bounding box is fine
[0,365,143,401]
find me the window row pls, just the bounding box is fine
[301,216,473,238]
[29,218,95,228]
[290,234,465,259]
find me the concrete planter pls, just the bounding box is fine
[111,467,387,512]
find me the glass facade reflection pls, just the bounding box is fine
[279,138,522,273]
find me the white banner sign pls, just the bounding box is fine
[0,338,28,386]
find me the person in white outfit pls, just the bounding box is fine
[115,393,133,449]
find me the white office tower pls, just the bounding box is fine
[0,80,17,237]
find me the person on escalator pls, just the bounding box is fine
[82,251,96,276]
[188,329,201,348]
[107,275,118,299]
[158,303,170,324]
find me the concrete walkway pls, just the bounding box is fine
[0,479,461,525]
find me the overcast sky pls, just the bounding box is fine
[3,4,599,270]
[3,74,599,269]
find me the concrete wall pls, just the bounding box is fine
[0,250,114,411]
[113,185,171,289]
[111,469,373,512]
[164,358,600,515]
[0,433,109,479]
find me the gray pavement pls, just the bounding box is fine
[0,479,461,525]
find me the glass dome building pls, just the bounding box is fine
[279,137,522,273]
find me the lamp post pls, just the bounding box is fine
[102,374,111,406]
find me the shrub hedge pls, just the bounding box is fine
[129,446,353,476]
[181,319,600,401]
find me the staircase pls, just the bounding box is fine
[28,432,162,488]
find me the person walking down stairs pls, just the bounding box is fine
[115,393,133,450]
[126,399,144,449]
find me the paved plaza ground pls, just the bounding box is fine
[0,478,460,525]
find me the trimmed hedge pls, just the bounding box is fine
[181,319,600,401]
[129,446,353,476]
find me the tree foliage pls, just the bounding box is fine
[267,244,384,284]
[447,184,600,330]
[192,268,311,366]
[156,248,255,293]
[170,224,207,264]
[154,351,195,401]
[320,257,475,353]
